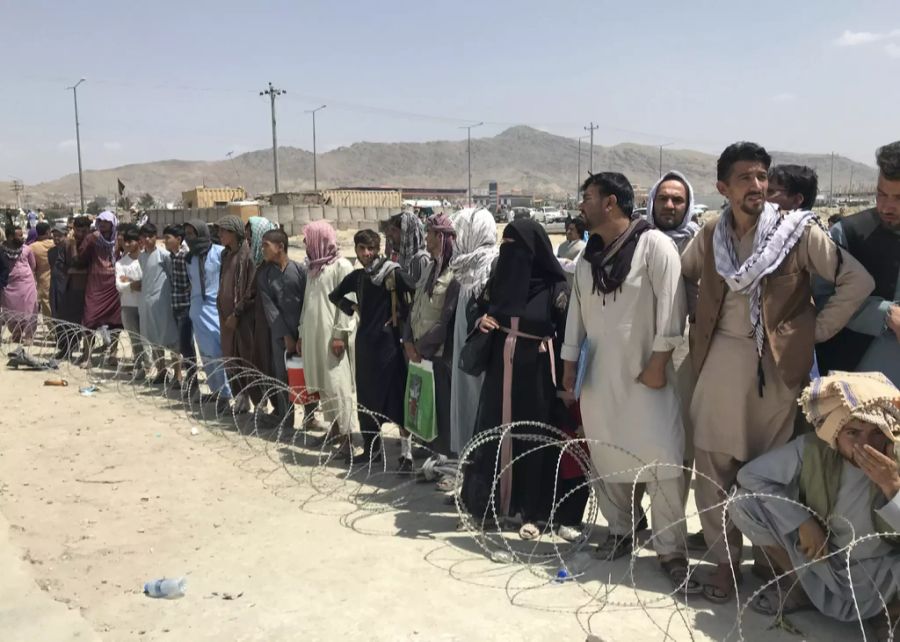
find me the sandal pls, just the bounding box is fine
[594,534,633,561]
[660,557,702,595]
[750,585,810,617]
[700,563,742,604]
[519,522,541,540]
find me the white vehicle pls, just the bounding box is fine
[543,207,567,225]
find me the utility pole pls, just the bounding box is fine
[584,122,599,174]
[658,143,673,178]
[829,152,835,207]
[259,82,285,193]
[576,135,589,197]
[8,178,24,209]
[66,78,87,214]
[459,122,483,206]
[848,164,854,199]
[305,104,327,192]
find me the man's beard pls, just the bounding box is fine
[654,211,682,231]
[739,195,765,217]
[877,211,900,231]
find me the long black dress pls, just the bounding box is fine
[461,219,569,526]
[330,260,411,455]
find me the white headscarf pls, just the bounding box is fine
[449,207,497,298]
[645,170,700,253]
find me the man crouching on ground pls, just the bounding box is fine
[731,371,900,641]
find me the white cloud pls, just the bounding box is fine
[886,42,900,59]
[57,139,76,150]
[103,141,123,151]
[770,92,796,103]
[835,28,900,47]
[836,30,886,46]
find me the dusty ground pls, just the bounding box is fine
[0,353,872,642]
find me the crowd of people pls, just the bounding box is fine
[1,139,899,638]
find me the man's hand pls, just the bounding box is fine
[118,275,129,283]
[797,517,828,560]
[404,342,421,363]
[638,364,667,389]
[478,315,499,334]
[284,335,296,355]
[331,338,346,359]
[295,339,302,357]
[637,351,672,390]
[130,281,142,292]
[224,314,238,332]
[856,443,900,500]
[887,304,900,342]
[562,360,577,393]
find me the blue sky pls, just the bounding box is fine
[3,0,899,184]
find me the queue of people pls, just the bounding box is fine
[1,139,899,638]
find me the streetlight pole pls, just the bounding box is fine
[459,122,483,206]
[658,142,673,178]
[66,78,87,214]
[305,104,326,192]
[260,82,286,193]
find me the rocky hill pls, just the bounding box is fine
[7,126,877,208]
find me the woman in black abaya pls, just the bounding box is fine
[461,218,569,539]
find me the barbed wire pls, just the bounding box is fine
[2,308,897,641]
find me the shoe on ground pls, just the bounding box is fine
[396,456,414,474]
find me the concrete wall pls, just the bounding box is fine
[143,204,401,235]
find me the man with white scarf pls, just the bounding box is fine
[644,170,700,253]
[681,141,873,603]
[640,170,703,540]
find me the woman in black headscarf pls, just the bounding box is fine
[461,218,569,539]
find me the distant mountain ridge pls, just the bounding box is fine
[7,126,878,208]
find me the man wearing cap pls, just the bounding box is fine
[731,372,900,639]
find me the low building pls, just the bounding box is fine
[182,186,247,209]
[271,189,403,208]
[473,193,534,209]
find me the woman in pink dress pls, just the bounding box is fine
[0,225,38,343]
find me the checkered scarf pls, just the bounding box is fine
[713,203,815,358]
[801,371,900,448]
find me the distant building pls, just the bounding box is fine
[271,189,403,208]
[182,186,247,209]
[473,192,534,209]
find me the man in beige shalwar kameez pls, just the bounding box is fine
[681,141,874,602]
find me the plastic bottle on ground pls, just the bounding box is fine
[143,577,186,599]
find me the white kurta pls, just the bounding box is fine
[298,258,358,433]
[562,230,687,483]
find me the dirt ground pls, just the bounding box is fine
[0,345,873,642]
